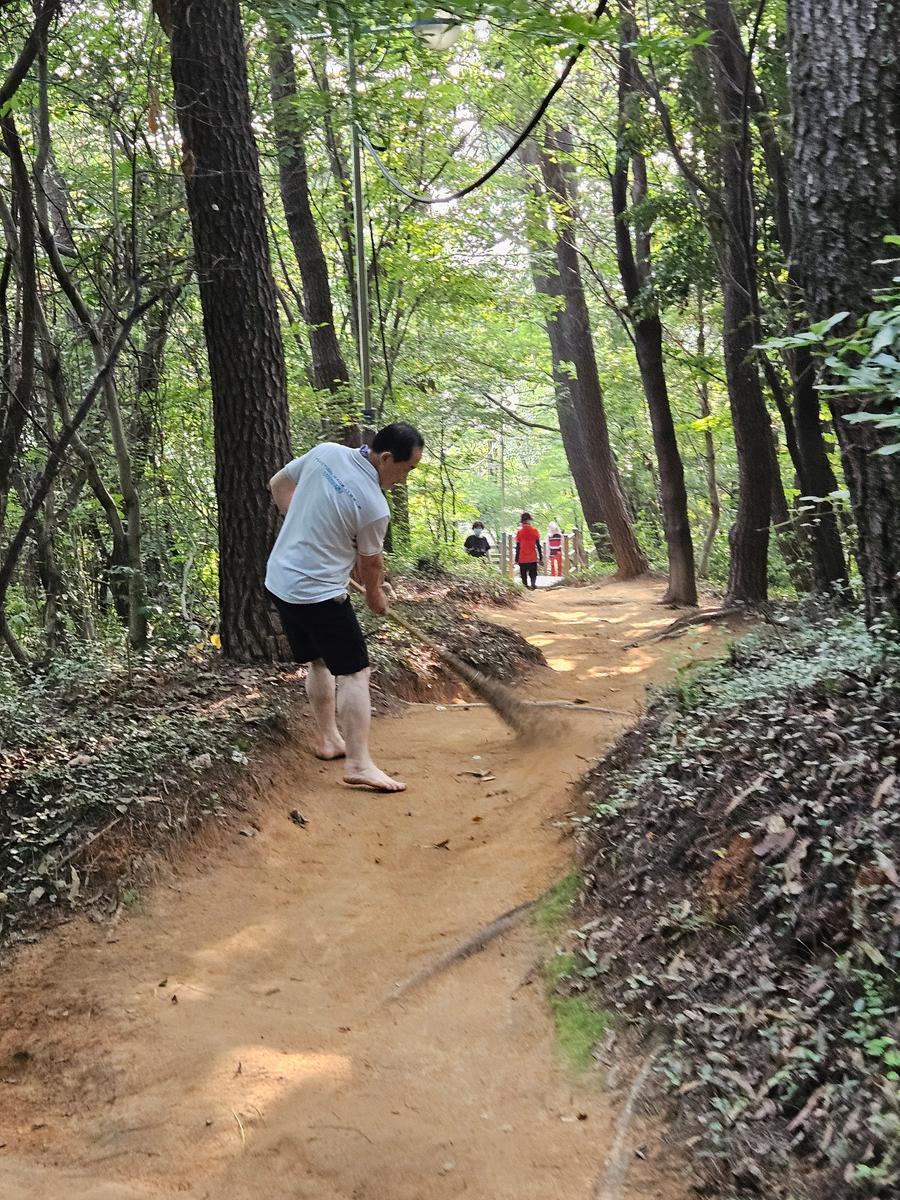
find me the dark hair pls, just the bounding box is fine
[520,512,532,523]
[473,521,484,528]
[371,422,425,462]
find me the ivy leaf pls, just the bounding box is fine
[809,311,850,337]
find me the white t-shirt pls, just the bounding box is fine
[265,443,390,604]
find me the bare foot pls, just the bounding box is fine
[315,734,346,761]
[342,765,406,793]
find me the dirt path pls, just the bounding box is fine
[0,581,734,1200]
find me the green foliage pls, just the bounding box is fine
[671,610,898,714]
[549,994,613,1071]
[533,870,581,932]
[0,0,837,663]
[763,241,900,456]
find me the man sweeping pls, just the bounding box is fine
[265,423,424,793]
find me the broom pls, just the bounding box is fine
[348,579,538,735]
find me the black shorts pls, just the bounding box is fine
[267,590,369,676]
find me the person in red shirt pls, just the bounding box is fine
[514,512,543,589]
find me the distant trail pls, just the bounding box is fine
[0,581,732,1200]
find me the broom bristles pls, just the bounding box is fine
[438,648,541,736]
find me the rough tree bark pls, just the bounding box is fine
[162,0,292,659]
[267,24,351,428]
[710,0,847,594]
[704,0,773,603]
[613,36,697,604]
[789,0,900,624]
[524,134,648,577]
[521,144,610,554]
[0,114,37,530]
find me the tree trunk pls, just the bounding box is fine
[696,291,721,577]
[520,145,609,552]
[705,0,773,603]
[306,47,358,343]
[612,38,696,604]
[267,24,351,432]
[166,0,292,659]
[709,0,847,594]
[790,344,848,592]
[526,134,648,577]
[0,115,37,528]
[769,435,813,592]
[389,482,411,552]
[789,0,900,624]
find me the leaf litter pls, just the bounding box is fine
[566,611,900,1198]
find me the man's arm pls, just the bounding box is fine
[269,466,297,516]
[357,552,388,615]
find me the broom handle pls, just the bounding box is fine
[347,578,434,649]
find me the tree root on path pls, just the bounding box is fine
[592,1050,659,1200]
[387,899,536,1003]
[624,605,747,648]
[398,698,632,717]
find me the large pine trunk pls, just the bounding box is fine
[612,40,696,604]
[167,0,291,659]
[705,0,773,603]
[789,0,900,624]
[710,0,846,594]
[520,143,613,556]
[267,25,351,425]
[535,133,648,578]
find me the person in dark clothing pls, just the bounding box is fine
[464,521,490,559]
[514,512,542,589]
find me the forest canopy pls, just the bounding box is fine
[1,0,899,664]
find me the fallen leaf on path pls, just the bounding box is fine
[875,849,900,886]
[724,772,767,816]
[289,809,308,828]
[872,773,897,809]
[432,839,450,850]
[783,838,811,894]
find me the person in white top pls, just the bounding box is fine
[266,423,424,793]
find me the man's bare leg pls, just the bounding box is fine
[305,659,346,760]
[337,667,406,792]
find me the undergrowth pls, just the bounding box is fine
[0,563,539,945]
[569,604,900,1197]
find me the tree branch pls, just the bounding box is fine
[0,289,171,607]
[476,390,558,432]
[0,0,61,111]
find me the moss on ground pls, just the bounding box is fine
[533,871,581,934]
